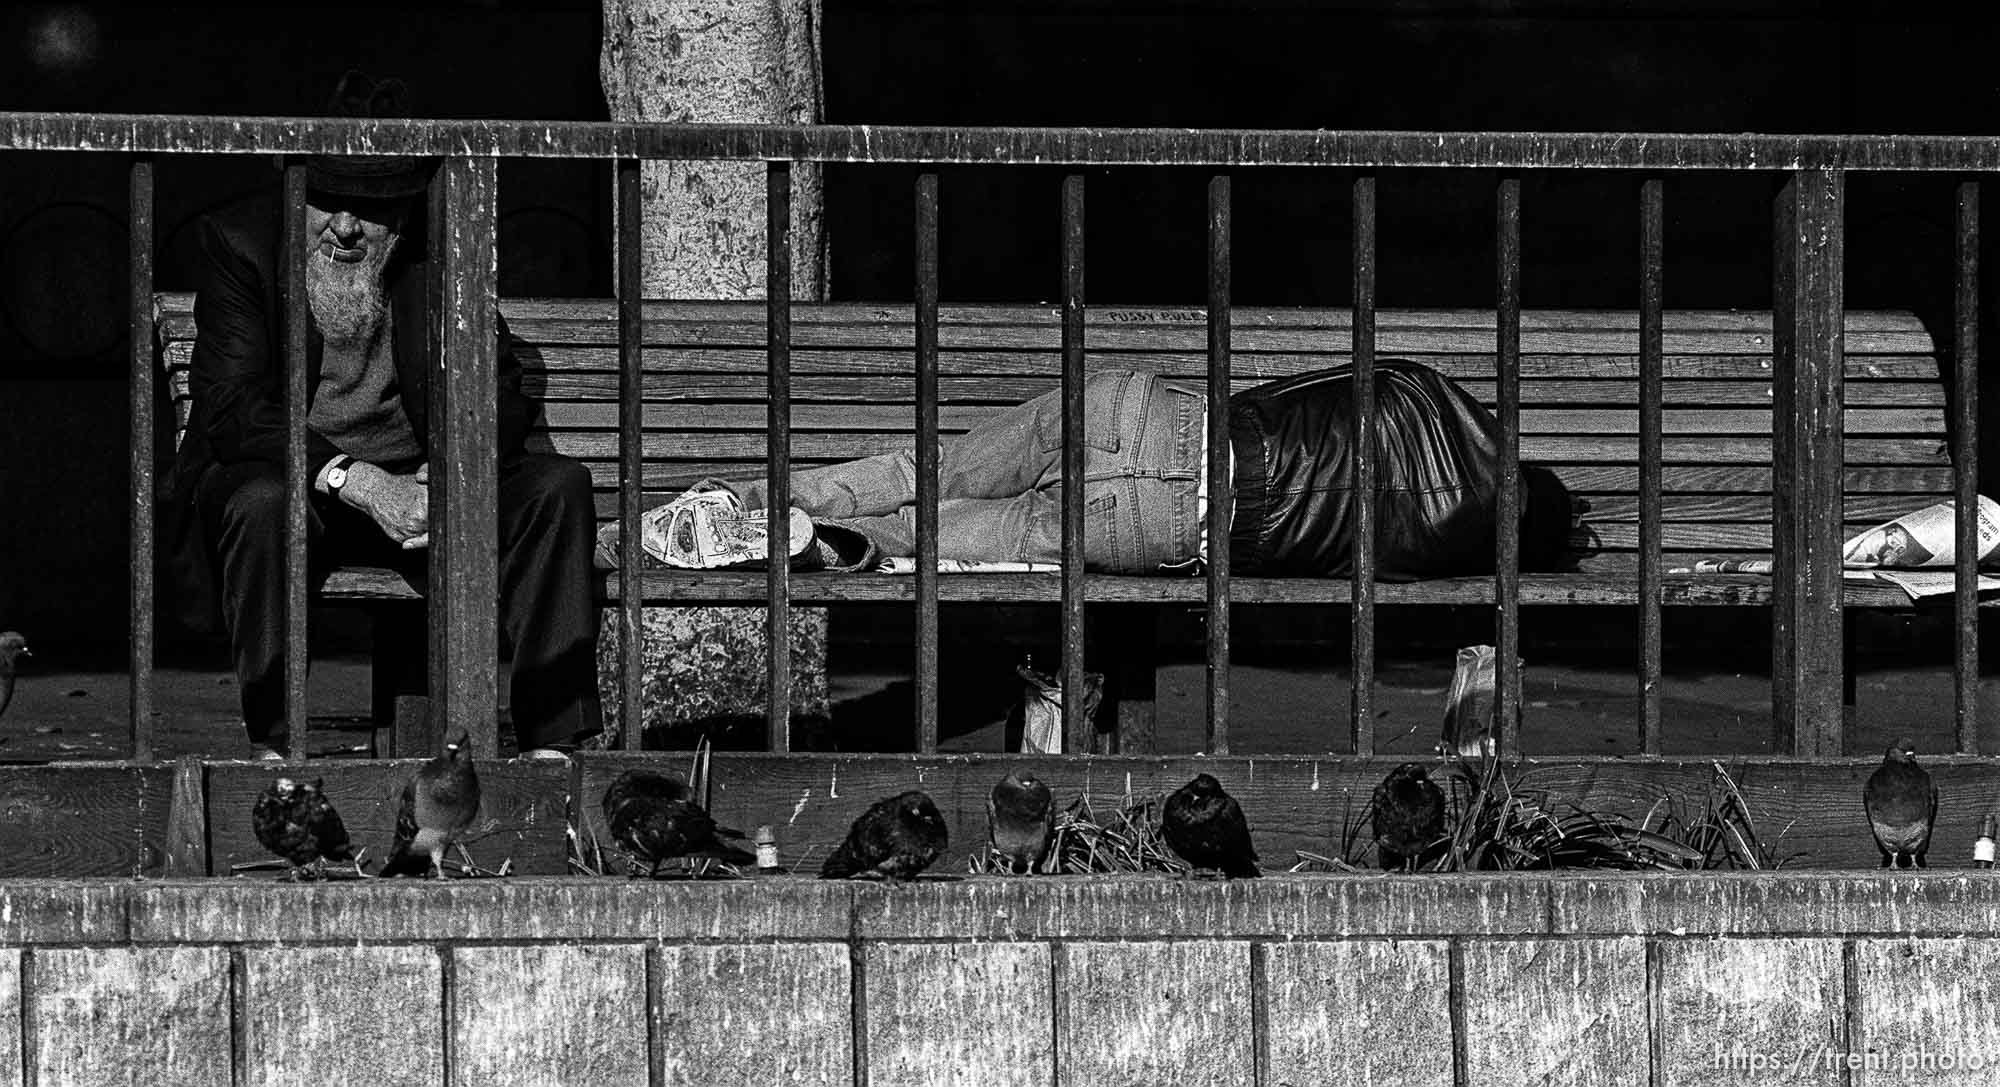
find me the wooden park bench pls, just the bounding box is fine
[155,295,1956,748]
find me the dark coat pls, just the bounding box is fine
[1227,361,1507,580]
[160,197,531,631]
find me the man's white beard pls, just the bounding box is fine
[305,232,397,349]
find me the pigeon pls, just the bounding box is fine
[1162,772,1260,878]
[818,790,949,882]
[380,728,482,879]
[251,777,356,880]
[601,768,756,877]
[0,631,28,721]
[1864,740,1938,869]
[987,770,1055,874]
[1371,763,1447,872]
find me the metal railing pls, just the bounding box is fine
[1,113,1987,761]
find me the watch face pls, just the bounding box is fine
[328,466,348,490]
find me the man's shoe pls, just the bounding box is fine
[249,743,288,762]
[642,482,814,570]
[519,747,572,761]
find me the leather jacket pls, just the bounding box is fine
[1227,361,1504,580]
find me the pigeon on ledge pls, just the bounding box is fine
[601,767,755,877]
[1372,763,1447,872]
[1864,740,1938,869]
[987,770,1054,875]
[1162,772,1260,879]
[819,790,949,883]
[252,777,357,880]
[380,729,482,879]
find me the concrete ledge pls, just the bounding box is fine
[1552,870,2000,937]
[851,872,1555,939]
[0,880,131,943]
[7,871,2000,945]
[128,878,854,943]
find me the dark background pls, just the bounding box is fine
[2,0,1996,646]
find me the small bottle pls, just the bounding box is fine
[1975,816,1996,869]
[754,825,783,874]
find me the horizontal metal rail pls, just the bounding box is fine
[13,113,2000,170]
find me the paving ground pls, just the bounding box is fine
[2,606,1989,762]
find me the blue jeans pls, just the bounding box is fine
[734,370,1206,573]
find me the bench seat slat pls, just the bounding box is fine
[533,401,1947,436]
[155,292,1939,340]
[1574,493,1951,523]
[1581,522,1918,551]
[494,322,1939,356]
[527,373,1945,407]
[165,340,1944,384]
[532,432,1946,466]
[567,492,1975,527]
[156,293,1929,331]
[567,465,1956,507]
[572,515,1938,554]
[522,350,1944,383]
[483,298,1940,334]
[315,566,1939,609]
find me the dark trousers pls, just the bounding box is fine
[193,452,602,750]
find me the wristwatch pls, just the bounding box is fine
[325,455,355,496]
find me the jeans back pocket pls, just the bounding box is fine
[1038,369,1135,455]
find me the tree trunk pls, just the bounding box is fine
[597,0,831,748]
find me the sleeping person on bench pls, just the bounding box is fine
[631,361,1575,579]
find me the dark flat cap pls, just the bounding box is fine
[299,70,438,200]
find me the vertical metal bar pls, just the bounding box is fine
[766,161,794,754]
[128,157,156,763]
[1060,174,1089,753]
[616,159,644,752]
[1770,178,1798,747]
[281,165,311,762]
[1351,174,1378,758]
[1205,174,1232,757]
[1494,175,1523,755]
[914,172,942,754]
[1638,177,1665,755]
[1954,179,1980,755]
[1770,168,1847,757]
[431,155,502,759]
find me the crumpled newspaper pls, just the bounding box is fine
[1674,496,2000,592]
[1841,495,2000,568]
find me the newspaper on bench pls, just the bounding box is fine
[878,558,1061,574]
[1676,497,2000,600]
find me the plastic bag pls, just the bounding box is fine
[1016,661,1105,754]
[1441,645,1499,758]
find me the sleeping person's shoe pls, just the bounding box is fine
[794,519,882,573]
[643,482,814,569]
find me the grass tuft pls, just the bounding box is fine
[1328,751,1795,873]
[967,788,1189,876]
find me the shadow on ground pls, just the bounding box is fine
[1,603,1991,761]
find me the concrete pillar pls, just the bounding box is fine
[597,0,831,748]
